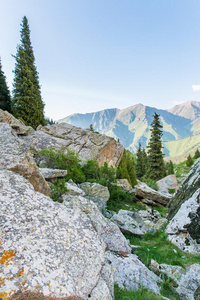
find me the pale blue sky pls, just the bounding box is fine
[1,0,200,120]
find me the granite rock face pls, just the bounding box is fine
[0,123,50,196]
[105,251,162,294]
[0,170,112,299]
[39,168,68,181]
[176,264,200,300]
[62,194,132,254]
[23,123,123,167]
[166,158,200,254]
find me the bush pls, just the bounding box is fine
[38,147,85,183]
[145,178,158,190]
[50,179,68,202]
[81,160,100,181]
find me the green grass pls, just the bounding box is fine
[114,285,162,300]
[125,230,200,269]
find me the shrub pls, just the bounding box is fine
[38,147,85,183]
[81,160,100,181]
[145,178,158,190]
[50,179,68,202]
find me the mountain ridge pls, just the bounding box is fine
[58,101,200,161]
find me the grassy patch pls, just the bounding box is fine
[114,285,162,300]
[125,230,200,269]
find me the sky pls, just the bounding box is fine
[1,0,200,120]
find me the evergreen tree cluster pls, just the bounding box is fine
[0,16,46,129]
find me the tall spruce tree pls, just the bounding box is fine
[0,58,11,112]
[147,112,165,181]
[12,16,46,129]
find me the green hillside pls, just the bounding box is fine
[164,133,200,163]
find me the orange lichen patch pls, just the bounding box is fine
[21,281,26,286]
[16,267,24,276]
[0,250,16,265]
[0,278,5,285]
[0,291,8,300]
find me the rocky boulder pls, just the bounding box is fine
[176,264,200,300]
[39,167,68,182]
[80,182,110,213]
[62,194,132,254]
[157,174,179,195]
[0,109,34,136]
[116,179,132,192]
[166,158,200,254]
[110,210,148,236]
[0,123,50,196]
[22,123,123,167]
[0,169,113,299]
[105,251,162,294]
[134,181,172,206]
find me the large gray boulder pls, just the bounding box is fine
[22,123,123,167]
[134,181,172,206]
[105,251,162,294]
[176,264,200,300]
[62,194,132,254]
[0,123,50,196]
[0,170,113,299]
[111,209,148,236]
[80,182,110,213]
[166,158,200,254]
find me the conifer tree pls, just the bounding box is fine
[126,151,137,187]
[136,143,146,179]
[12,16,46,129]
[166,160,174,175]
[186,154,194,167]
[117,151,131,183]
[0,58,11,112]
[147,112,165,181]
[194,149,200,159]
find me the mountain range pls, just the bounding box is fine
[58,101,200,163]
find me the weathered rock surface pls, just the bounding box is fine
[176,264,200,300]
[80,182,110,213]
[65,180,86,197]
[62,194,132,254]
[22,123,123,167]
[0,123,50,196]
[0,170,112,299]
[39,168,68,180]
[167,158,200,220]
[105,251,162,294]
[0,109,34,136]
[166,159,200,253]
[157,174,179,195]
[111,209,148,236]
[150,259,185,285]
[116,179,132,192]
[135,181,172,206]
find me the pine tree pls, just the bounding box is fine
[186,154,194,167]
[117,151,130,183]
[147,112,165,181]
[194,149,200,159]
[126,151,137,187]
[0,58,11,112]
[12,16,46,129]
[136,143,146,179]
[166,160,174,175]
